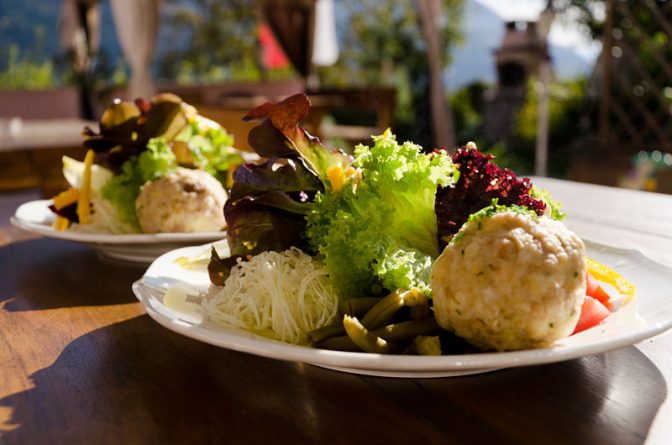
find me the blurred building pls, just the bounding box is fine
[483,19,551,145]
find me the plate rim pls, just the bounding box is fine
[131,240,672,376]
[11,199,226,245]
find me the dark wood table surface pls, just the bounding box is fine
[1,178,672,445]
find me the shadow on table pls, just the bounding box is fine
[0,238,145,311]
[0,313,666,444]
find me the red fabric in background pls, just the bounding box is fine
[259,23,290,69]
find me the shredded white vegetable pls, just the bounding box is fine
[62,155,139,234]
[69,195,139,234]
[201,248,339,345]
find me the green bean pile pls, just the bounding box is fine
[309,288,448,355]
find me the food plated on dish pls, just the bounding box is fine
[132,93,672,375]
[11,93,253,261]
[10,199,228,263]
[48,93,246,235]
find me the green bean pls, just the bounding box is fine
[360,289,405,329]
[372,318,441,341]
[360,288,426,329]
[409,304,430,320]
[307,323,346,343]
[338,297,382,316]
[343,315,393,354]
[314,335,360,352]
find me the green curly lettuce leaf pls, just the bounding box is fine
[174,115,242,182]
[530,186,566,220]
[101,138,177,230]
[305,131,457,298]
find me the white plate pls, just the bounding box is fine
[10,200,227,263]
[132,240,672,378]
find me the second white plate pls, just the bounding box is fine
[11,200,227,263]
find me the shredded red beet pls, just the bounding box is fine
[435,146,546,249]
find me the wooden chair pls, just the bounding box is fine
[306,87,396,151]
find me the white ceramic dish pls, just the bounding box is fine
[132,239,672,378]
[10,200,226,263]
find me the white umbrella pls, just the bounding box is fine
[110,0,162,99]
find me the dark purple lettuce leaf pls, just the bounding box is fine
[207,247,241,286]
[224,197,309,256]
[243,93,350,182]
[247,120,295,158]
[228,156,322,201]
[48,202,79,223]
[435,146,546,250]
[209,94,351,283]
[247,191,315,215]
[83,93,187,170]
[222,154,321,258]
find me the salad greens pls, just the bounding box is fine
[210,93,563,301]
[83,93,191,169]
[73,94,242,233]
[101,138,177,230]
[172,117,239,182]
[305,131,457,298]
[530,186,565,220]
[209,94,350,284]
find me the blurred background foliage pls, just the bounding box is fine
[0,44,56,90]
[157,0,278,84]
[4,0,672,185]
[316,0,464,149]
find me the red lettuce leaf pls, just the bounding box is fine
[224,197,309,257]
[210,94,350,283]
[228,156,322,202]
[243,93,350,181]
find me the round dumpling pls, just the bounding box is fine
[135,167,227,233]
[430,211,586,351]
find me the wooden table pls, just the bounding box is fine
[1,178,671,445]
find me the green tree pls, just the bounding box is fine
[0,44,56,90]
[315,0,464,148]
[514,77,593,176]
[158,0,294,84]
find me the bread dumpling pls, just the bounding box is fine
[430,211,586,351]
[135,167,227,233]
